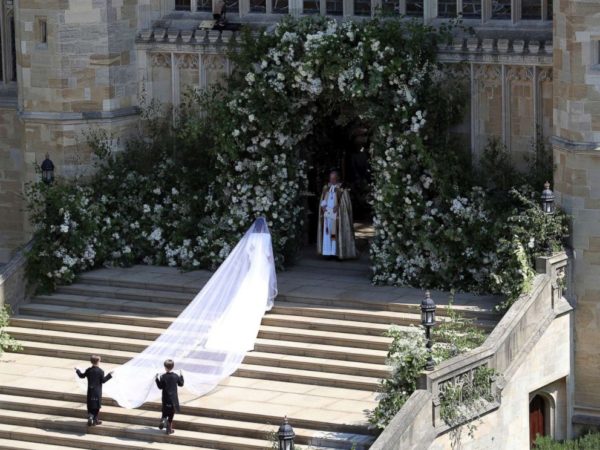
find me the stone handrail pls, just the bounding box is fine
[371,252,570,449]
[0,242,32,311]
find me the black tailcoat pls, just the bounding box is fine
[76,366,112,411]
[156,372,184,413]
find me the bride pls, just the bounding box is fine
[101,217,277,409]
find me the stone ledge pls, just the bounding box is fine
[19,107,140,122]
[551,135,600,153]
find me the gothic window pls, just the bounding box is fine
[303,0,320,14]
[9,15,14,82]
[521,0,541,19]
[405,0,423,16]
[225,0,239,14]
[326,0,343,16]
[381,0,399,15]
[197,0,212,11]
[273,0,289,13]
[354,0,371,16]
[491,0,511,19]
[0,27,3,82]
[546,0,553,20]
[462,0,482,18]
[250,0,266,13]
[438,0,457,17]
[175,0,191,10]
[36,18,47,44]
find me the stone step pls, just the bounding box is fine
[31,293,398,336]
[0,437,89,450]
[6,326,389,378]
[270,302,497,331]
[62,279,498,321]
[17,302,394,350]
[0,422,203,450]
[0,385,374,436]
[0,394,372,449]
[0,409,324,450]
[11,315,388,364]
[14,341,381,391]
[59,283,195,304]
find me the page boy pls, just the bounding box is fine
[155,359,184,435]
[75,355,113,426]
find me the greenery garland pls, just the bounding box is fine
[25,17,567,312]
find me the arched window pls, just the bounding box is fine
[0,1,17,86]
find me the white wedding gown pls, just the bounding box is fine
[100,218,277,409]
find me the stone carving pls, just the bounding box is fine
[203,54,226,72]
[506,66,534,82]
[150,53,171,68]
[475,64,501,99]
[539,68,553,83]
[176,53,200,70]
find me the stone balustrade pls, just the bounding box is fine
[438,36,553,65]
[371,251,571,449]
[0,242,31,311]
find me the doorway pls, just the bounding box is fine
[304,113,372,246]
[529,394,546,447]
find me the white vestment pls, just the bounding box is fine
[320,185,337,256]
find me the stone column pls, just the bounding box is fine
[552,0,600,426]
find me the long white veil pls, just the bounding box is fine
[102,217,277,408]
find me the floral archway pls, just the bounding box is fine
[27,17,566,309]
[202,17,468,280]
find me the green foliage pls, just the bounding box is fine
[368,301,486,430]
[24,16,568,314]
[439,365,497,449]
[0,305,21,355]
[535,432,600,449]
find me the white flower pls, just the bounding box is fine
[232,129,240,137]
[245,72,256,84]
[143,204,151,213]
[528,237,535,249]
[153,188,161,195]
[171,187,179,196]
[60,224,69,233]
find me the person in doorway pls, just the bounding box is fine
[317,169,357,260]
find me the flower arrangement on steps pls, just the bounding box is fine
[25,17,567,313]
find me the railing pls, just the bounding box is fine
[371,251,570,449]
[0,242,31,310]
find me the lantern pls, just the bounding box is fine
[277,416,295,450]
[421,290,436,371]
[541,181,555,215]
[41,153,55,184]
[421,290,436,327]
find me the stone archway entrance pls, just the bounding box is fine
[303,111,373,248]
[529,394,546,447]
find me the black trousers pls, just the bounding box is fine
[162,405,175,423]
[88,408,100,419]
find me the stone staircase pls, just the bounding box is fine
[0,256,500,449]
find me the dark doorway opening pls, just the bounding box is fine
[304,112,372,246]
[529,395,546,447]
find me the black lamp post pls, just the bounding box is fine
[41,153,55,184]
[277,416,295,450]
[541,181,555,215]
[421,290,436,371]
